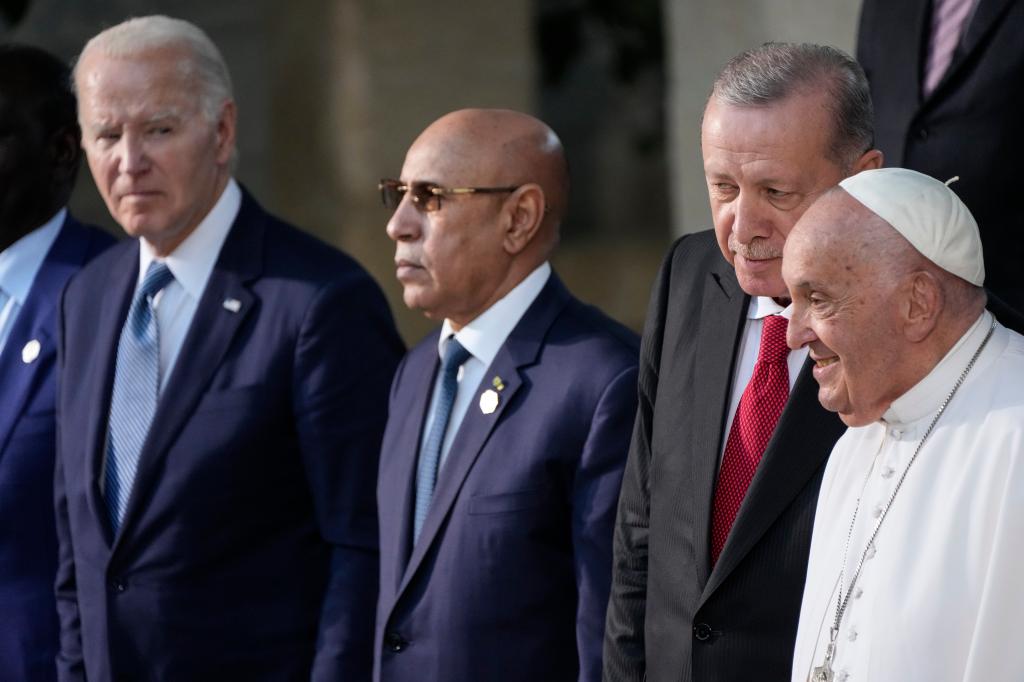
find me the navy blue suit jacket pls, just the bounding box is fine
[0,215,112,682]
[55,192,404,681]
[375,273,639,682]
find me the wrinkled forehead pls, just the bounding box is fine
[77,53,200,124]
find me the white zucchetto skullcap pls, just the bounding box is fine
[839,168,985,286]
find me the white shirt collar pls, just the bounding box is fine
[138,179,242,295]
[437,262,552,365]
[0,208,66,305]
[748,295,788,320]
[882,310,992,426]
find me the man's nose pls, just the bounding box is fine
[117,133,149,175]
[385,195,423,243]
[786,310,816,351]
[731,193,771,243]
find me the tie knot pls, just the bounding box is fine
[138,261,175,301]
[758,315,790,365]
[442,337,471,373]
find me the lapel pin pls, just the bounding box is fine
[491,375,505,392]
[222,298,242,313]
[21,339,41,364]
[479,389,499,415]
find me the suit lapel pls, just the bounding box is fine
[0,218,92,457]
[82,243,138,539]
[394,275,569,599]
[389,352,440,590]
[690,266,747,587]
[112,195,262,547]
[702,360,846,598]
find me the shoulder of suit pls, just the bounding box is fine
[556,294,640,361]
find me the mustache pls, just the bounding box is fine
[728,234,782,261]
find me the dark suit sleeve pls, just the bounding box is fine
[292,271,403,681]
[574,362,639,682]
[603,246,674,682]
[54,290,86,682]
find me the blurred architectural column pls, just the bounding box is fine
[271,0,536,341]
[664,0,861,236]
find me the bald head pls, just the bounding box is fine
[412,108,569,237]
[386,109,569,327]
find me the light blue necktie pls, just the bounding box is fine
[104,261,175,533]
[414,338,471,541]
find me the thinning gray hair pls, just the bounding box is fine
[74,15,234,124]
[711,42,874,169]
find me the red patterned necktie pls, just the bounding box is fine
[710,314,790,566]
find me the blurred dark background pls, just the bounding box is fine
[2,0,858,342]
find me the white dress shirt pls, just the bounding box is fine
[139,179,241,392]
[0,208,65,355]
[792,311,1024,682]
[719,296,809,464]
[422,262,552,469]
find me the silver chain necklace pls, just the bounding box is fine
[811,318,996,682]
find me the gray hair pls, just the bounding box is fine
[711,42,874,169]
[74,15,233,124]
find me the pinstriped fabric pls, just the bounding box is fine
[104,261,175,533]
[413,338,471,542]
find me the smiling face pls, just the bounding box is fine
[701,91,856,299]
[783,192,920,426]
[76,48,235,256]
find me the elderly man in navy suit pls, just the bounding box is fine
[55,16,403,681]
[375,108,639,682]
[0,44,113,682]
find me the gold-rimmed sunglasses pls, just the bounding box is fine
[378,178,519,213]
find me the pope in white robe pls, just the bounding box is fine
[782,168,1024,682]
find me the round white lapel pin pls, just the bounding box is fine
[479,389,499,415]
[22,339,41,364]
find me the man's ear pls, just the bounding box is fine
[214,100,237,165]
[904,270,942,342]
[48,126,81,185]
[853,148,884,172]
[502,183,545,255]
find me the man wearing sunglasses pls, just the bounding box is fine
[374,108,639,682]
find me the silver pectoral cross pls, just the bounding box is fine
[810,635,836,682]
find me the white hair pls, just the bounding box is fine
[75,15,234,123]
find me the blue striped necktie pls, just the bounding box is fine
[413,338,471,542]
[105,261,175,533]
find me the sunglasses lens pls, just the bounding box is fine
[380,181,404,210]
[409,183,441,212]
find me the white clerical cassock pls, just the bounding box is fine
[791,310,1024,682]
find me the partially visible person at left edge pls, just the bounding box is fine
[0,43,114,682]
[55,16,403,681]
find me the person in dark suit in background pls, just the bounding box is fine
[858,0,1024,313]
[55,16,403,681]
[603,43,884,682]
[0,43,114,682]
[374,108,638,682]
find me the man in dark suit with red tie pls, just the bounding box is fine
[602,43,884,682]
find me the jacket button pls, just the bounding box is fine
[917,127,929,140]
[384,631,408,652]
[693,622,713,641]
[110,579,127,593]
